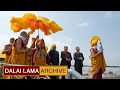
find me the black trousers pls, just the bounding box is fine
[75,66,82,75]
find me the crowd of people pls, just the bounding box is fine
[2,31,106,79]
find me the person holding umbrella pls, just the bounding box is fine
[10,31,33,65]
[33,39,47,66]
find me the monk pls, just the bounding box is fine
[25,36,39,66]
[2,38,15,79]
[2,38,15,63]
[23,36,40,79]
[90,43,106,79]
[9,31,34,79]
[10,31,33,65]
[33,39,47,66]
[31,39,49,79]
[24,36,39,66]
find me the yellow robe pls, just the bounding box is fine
[91,53,106,75]
[4,54,10,63]
[3,45,11,64]
[24,47,32,65]
[7,44,26,79]
[34,49,47,66]
[3,40,26,79]
[10,43,26,65]
[1,48,11,79]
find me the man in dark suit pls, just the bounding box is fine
[49,44,59,79]
[73,47,84,75]
[61,46,72,79]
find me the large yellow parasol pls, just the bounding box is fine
[10,13,63,36]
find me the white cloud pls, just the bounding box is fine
[104,11,113,18]
[77,22,88,27]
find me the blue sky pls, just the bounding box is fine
[0,11,120,66]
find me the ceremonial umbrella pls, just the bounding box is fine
[10,13,63,36]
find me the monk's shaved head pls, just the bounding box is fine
[20,31,28,38]
[20,31,27,36]
[10,37,15,44]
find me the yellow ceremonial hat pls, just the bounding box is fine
[91,40,98,46]
[91,36,101,46]
[51,43,56,48]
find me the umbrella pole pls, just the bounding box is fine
[38,29,39,39]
